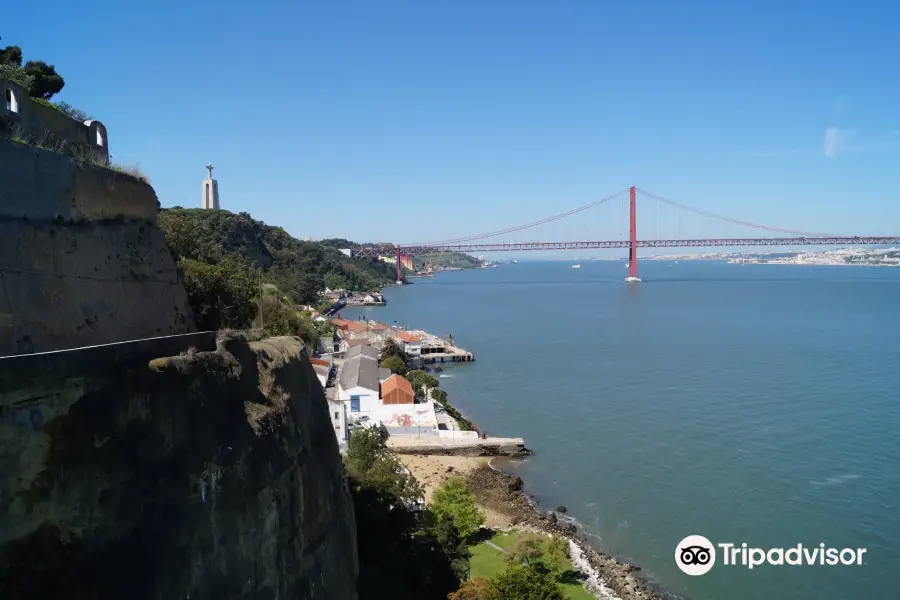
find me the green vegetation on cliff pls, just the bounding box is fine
[345,427,466,599]
[414,252,483,270]
[0,43,65,100]
[159,208,396,303]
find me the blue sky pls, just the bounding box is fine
[5,0,899,247]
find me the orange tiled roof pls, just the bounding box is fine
[396,331,421,343]
[381,374,414,397]
[309,358,330,367]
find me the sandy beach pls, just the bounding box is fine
[398,454,515,529]
[398,452,660,600]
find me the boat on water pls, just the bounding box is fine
[571,264,581,269]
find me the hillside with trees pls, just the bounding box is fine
[158,208,397,303]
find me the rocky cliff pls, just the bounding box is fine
[0,334,358,600]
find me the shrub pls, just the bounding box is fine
[380,355,407,376]
[179,258,256,331]
[489,564,564,600]
[430,476,484,539]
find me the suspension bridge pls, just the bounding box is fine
[353,187,900,283]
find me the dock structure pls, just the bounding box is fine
[410,329,475,363]
[344,298,386,306]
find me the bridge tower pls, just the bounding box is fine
[395,246,404,284]
[625,186,641,283]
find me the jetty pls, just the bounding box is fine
[387,435,528,457]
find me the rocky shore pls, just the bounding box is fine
[464,465,666,600]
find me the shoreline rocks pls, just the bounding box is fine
[465,465,666,600]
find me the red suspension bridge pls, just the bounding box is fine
[353,187,900,283]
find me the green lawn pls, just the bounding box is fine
[468,531,596,600]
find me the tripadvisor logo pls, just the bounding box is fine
[674,535,867,576]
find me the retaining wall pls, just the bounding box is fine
[0,139,194,355]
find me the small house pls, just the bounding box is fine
[337,356,381,417]
[381,374,414,405]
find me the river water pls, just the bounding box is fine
[341,260,900,600]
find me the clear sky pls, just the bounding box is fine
[5,0,899,246]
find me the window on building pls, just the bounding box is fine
[334,412,339,420]
[4,88,18,113]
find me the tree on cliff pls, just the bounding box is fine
[344,426,422,504]
[430,476,485,539]
[179,258,257,331]
[257,294,322,350]
[0,44,65,99]
[431,513,471,582]
[345,426,461,599]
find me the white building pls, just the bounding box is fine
[337,352,381,417]
[328,398,349,447]
[395,331,422,357]
[377,401,439,437]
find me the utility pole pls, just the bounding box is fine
[258,269,264,330]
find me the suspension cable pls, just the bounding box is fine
[406,188,630,246]
[637,188,834,237]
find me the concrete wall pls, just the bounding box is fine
[0,334,359,599]
[0,138,155,223]
[0,139,195,355]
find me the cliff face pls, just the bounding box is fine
[0,335,358,600]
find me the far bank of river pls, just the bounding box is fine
[341,260,900,600]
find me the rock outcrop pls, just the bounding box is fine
[0,334,358,600]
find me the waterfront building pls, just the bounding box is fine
[395,330,422,357]
[337,352,381,416]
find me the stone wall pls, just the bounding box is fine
[0,138,194,355]
[0,334,359,600]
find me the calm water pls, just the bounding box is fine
[342,261,900,600]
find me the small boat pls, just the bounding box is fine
[571,264,581,269]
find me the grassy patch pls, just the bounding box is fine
[469,531,595,600]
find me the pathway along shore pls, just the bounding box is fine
[399,453,665,600]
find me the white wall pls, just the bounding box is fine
[329,402,348,443]
[337,384,379,416]
[404,342,422,357]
